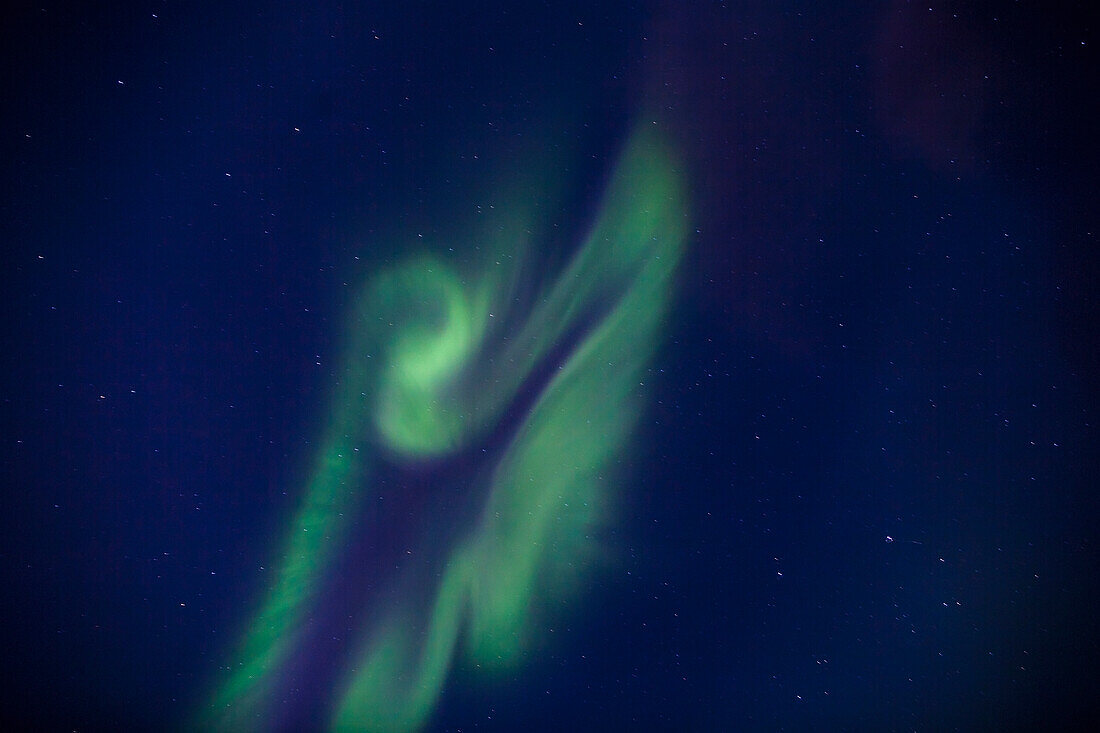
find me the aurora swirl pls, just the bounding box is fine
[197,122,687,731]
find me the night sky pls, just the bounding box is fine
[2,1,1097,730]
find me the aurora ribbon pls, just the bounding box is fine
[197,122,687,731]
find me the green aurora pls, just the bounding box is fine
[198,122,688,731]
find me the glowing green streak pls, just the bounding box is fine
[199,436,363,727]
[197,123,686,731]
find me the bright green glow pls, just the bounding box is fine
[197,123,686,731]
[371,257,492,455]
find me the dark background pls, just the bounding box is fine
[2,1,1096,730]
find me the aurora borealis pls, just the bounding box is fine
[6,1,1096,729]
[199,124,687,731]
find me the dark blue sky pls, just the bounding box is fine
[2,1,1096,730]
